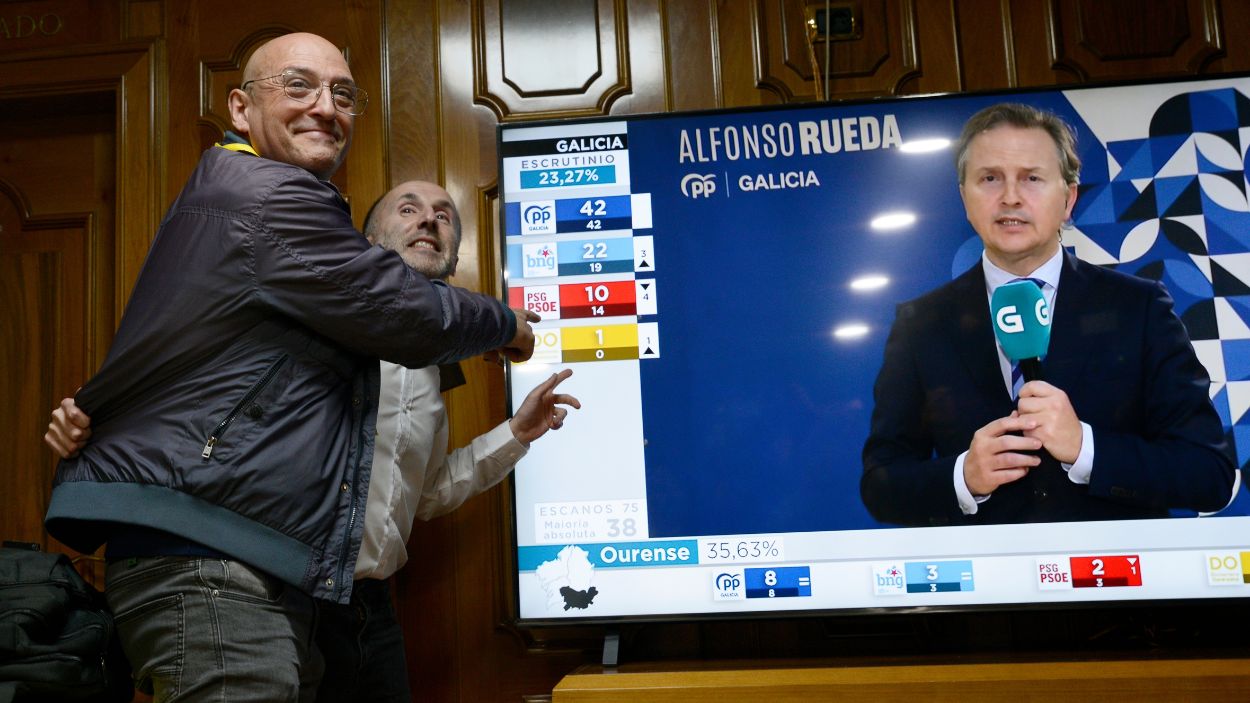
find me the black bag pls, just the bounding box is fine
[0,544,131,703]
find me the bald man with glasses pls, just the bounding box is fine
[43,32,534,701]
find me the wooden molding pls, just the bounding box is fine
[472,0,632,121]
[753,0,920,102]
[1047,0,1224,81]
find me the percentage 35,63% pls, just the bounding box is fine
[699,538,786,563]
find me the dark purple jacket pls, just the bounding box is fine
[46,143,514,603]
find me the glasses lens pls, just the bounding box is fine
[276,72,366,115]
[280,72,316,100]
[344,88,368,116]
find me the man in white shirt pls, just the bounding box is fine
[45,180,580,701]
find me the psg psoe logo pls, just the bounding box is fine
[1036,558,1074,590]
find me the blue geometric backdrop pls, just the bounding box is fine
[1066,87,1250,485]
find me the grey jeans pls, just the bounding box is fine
[104,556,323,702]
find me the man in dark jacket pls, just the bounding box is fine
[43,32,533,701]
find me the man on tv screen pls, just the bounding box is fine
[861,102,1236,526]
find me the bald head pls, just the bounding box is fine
[364,181,462,280]
[228,32,355,179]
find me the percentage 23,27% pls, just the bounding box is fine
[526,167,610,188]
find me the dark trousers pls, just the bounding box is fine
[314,577,411,703]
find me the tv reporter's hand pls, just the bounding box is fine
[963,412,1042,496]
[509,369,581,445]
[1016,380,1083,464]
[45,396,91,459]
[486,307,539,365]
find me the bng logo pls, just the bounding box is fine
[680,173,717,199]
[522,242,558,279]
[872,563,906,596]
[712,571,744,601]
[521,200,556,235]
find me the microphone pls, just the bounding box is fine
[990,279,1051,384]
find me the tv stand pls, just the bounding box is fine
[553,653,1250,701]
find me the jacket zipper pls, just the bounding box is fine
[335,386,367,598]
[201,355,288,460]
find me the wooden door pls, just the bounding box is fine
[0,43,161,584]
[0,92,114,582]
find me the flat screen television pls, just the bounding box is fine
[498,75,1250,625]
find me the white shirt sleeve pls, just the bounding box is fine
[414,421,529,521]
[953,451,990,515]
[1061,421,1094,484]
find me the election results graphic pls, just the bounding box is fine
[503,77,1250,623]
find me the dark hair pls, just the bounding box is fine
[956,103,1081,186]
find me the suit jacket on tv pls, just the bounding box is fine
[861,250,1236,526]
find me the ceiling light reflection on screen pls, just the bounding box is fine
[899,138,952,153]
[870,212,916,230]
[850,275,889,292]
[833,324,870,341]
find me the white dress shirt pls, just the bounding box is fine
[354,362,528,580]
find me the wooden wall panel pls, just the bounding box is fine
[0,0,121,50]
[753,0,921,101]
[474,0,632,120]
[1010,0,1225,86]
[953,0,1015,89]
[0,197,91,563]
[907,0,960,94]
[1049,0,1223,80]
[661,0,722,110]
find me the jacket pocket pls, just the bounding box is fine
[201,354,289,460]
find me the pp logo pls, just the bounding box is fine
[712,571,744,601]
[522,242,558,278]
[521,200,557,235]
[680,173,717,199]
[872,563,906,596]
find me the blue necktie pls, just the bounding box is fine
[1009,278,1047,399]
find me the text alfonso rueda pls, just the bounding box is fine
[678,114,904,163]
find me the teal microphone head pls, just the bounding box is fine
[990,280,1051,361]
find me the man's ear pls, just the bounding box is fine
[227,89,251,134]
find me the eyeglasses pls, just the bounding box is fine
[240,70,368,116]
